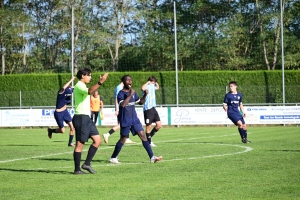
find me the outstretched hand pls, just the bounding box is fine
[99,73,109,84]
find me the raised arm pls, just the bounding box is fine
[88,72,108,95]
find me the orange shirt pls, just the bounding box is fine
[90,95,101,111]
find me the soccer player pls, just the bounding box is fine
[90,90,103,125]
[102,81,136,144]
[72,68,108,174]
[109,75,162,164]
[223,81,250,143]
[141,76,162,147]
[47,76,76,147]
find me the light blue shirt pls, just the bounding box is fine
[114,83,123,111]
[143,83,157,111]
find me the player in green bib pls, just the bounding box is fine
[72,68,108,174]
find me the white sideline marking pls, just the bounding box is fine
[0,133,252,166]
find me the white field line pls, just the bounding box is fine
[0,132,252,166]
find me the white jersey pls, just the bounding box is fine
[143,83,157,111]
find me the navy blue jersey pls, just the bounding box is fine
[56,86,73,109]
[117,90,140,127]
[223,92,243,116]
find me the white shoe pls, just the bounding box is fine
[150,142,156,147]
[150,156,163,163]
[125,138,136,144]
[109,158,121,164]
[103,133,109,144]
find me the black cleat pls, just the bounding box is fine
[74,170,86,175]
[242,138,251,143]
[81,164,97,174]
[47,128,52,139]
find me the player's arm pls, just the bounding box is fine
[59,76,76,93]
[88,73,108,95]
[239,103,246,117]
[138,89,148,105]
[120,89,135,107]
[155,81,159,90]
[100,96,104,110]
[222,103,227,112]
[141,81,150,91]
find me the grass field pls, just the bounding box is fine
[0,126,299,200]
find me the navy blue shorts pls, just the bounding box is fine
[72,115,99,142]
[54,109,72,128]
[228,114,245,126]
[143,107,160,125]
[120,121,144,137]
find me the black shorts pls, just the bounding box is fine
[72,115,99,142]
[143,107,160,125]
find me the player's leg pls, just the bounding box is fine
[72,115,86,174]
[103,123,120,144]
[134,123,163,163]
[81,116,100,174]
[109,126,128,164]
[67,121,75,147]
[48,111,64,139]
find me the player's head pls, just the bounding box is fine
[121,75,132,89]
[148,76,157,83]
[229,81,238,92]
[77,68,92,83]
[93,90,98,97]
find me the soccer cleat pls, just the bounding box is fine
[81,164,97,174]
[68,143,75,147]
[150,156,163,163]
[109,158,121,164]
[103,133,109,144]
[74,170,86,175]
[242,138,251,143]
[125,138,136,144]
[150,142,156,147]
[47,128,52,139]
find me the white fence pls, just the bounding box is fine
[1,106,300,127]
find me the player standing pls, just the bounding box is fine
[109,75,162,164]
[223,81,250,143]
[141,76,162,147]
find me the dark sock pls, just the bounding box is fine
[73,151,81,171]
[111,141,124,158]
[85,145,98,166]
[243,129,248,139]
[51,129,57,133]
[142,140,153,159]
[146,133,152,143]
[108,129,115,135]
[68,135,74,145]
[238,128,244,139]
[150,127,158,137]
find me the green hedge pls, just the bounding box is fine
[0,70,299,107]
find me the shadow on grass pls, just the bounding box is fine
[0,144,42,146]
[0,167,73,174]
[37,157,109,163]
[165,141,226,144]
[268,150,300,152]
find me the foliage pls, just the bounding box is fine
[1,1,300,74]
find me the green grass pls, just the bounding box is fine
[0,126,299,200]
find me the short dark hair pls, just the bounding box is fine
[148,75,157,82]
[229,81,238,86]
[121,75,131,84]
[77,68,92,79]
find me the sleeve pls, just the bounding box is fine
[134,91,140,103]
[223,93,228,104]
[76,82,89,94]
[239,93,243,105]
[100,96,102,101]
[117,90,124,104]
